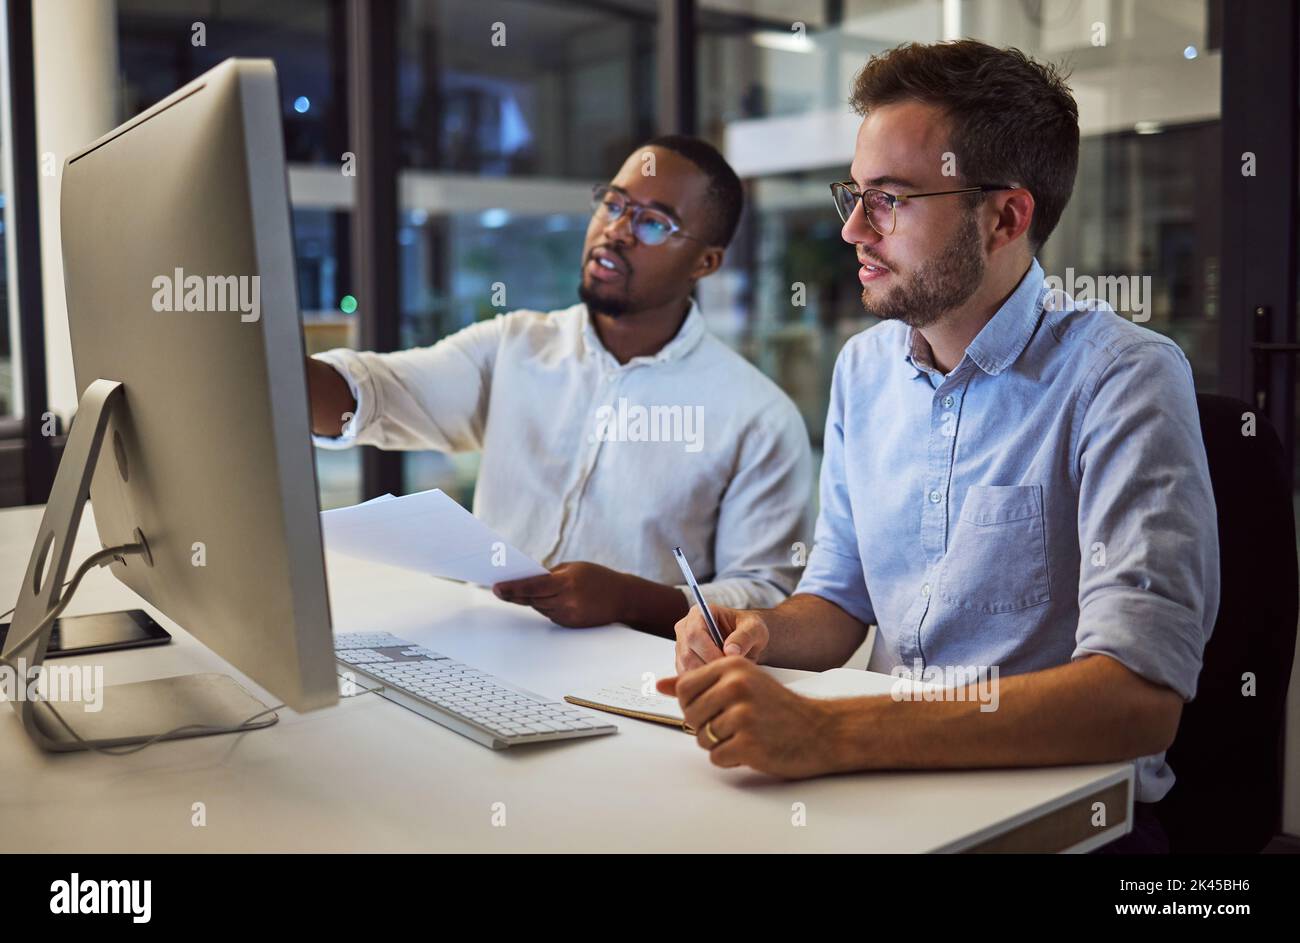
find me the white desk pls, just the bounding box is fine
[0,504,1133,852]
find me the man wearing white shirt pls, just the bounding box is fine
[306,135,813,637]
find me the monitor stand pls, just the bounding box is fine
[3,378,276,752]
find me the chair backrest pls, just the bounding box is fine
[1156,394,1298,852]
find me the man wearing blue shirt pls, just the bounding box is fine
[661,40,1219,852]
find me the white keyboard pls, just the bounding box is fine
[334,632,617,749]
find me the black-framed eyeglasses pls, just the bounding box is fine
[590,185,707,246]
[829,181,1017,235]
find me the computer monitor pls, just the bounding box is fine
[2,58,338,751]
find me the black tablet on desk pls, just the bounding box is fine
[0,609,171,657]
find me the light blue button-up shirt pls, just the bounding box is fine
[796,258,1219,802]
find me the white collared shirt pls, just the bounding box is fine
[312,299,813,609]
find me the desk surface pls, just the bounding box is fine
[0,504,1132,852]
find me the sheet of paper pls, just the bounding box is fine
[568,681,685,723]
[568,666,940,729]
[320,488,548,585]
[787,667,937,700]
[566,666,810,725]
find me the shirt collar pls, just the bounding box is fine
[580,296,707,368]
[903,258,1046,380]
[905,330,942,381]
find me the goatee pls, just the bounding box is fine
[861,208,985,328]
[578,280,631,318]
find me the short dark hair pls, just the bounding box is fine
[639,134,744,248]
[848,40,1079,252]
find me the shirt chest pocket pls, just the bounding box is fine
[938,484,1051,613]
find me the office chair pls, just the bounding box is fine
[1154,394,1298,853]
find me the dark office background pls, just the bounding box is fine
[6,0,1291,517]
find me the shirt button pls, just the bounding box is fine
[942,394,955,408]
[921,583,931,597]
[928,490,942,504]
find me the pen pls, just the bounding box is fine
[672,546,727,653]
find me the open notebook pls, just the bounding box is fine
[565,667,935,733]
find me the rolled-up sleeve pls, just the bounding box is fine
[310,354,365,449]
[310,315,505,453]
[1072,340,1220,701]
[689,400,814,610]
[794,346,876,626]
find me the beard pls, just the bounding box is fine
[578,278,632,318]
[861,207,985,328]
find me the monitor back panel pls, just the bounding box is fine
[59,59,337,712]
